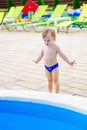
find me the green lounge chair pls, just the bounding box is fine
[56,4,87,33]
[3,7,15,23]
[30,4,71,32]
[0,12,5,29]
[29,4,70,32]
[18,4,69,32]
[30,5,48,22]
[47,4,70,27]
[32,4,70,28]
[0,12,5,24]
[4,6,23,24]
[6,5,48,31]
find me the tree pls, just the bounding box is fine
[8,0,13,10]
[72,0,80,9]
[37,0,45,5]
[37,0,42,5]
[21,0,27,5]
[53,0,60,9]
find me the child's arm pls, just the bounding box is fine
[57,46,76,66]
[33,49,44,64]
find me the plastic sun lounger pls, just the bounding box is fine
[0,12,5,24]
[0,12,5,29]
[20,4,70,32]
[3,7,15,23]
[30,5,48,22]
[28,4,71,32]
[6,5,48,31]
[32,4,70,28]
[47,4,70,27]
[4,6,23,25]
[56,4,87,33]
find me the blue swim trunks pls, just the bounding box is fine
[45,63,59,73]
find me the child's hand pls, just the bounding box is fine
[69,60,76,66]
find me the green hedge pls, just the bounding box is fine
[21,0,27,5]
[37,0,45,5]
[53,0,60,9]
[8,0,13,10]
[72,0,80,9]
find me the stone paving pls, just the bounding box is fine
[0,29,87,98]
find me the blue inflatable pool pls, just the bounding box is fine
[0,99,87,130]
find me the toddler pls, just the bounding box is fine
[34,28,76,93]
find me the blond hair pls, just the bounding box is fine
[42,28,56,41]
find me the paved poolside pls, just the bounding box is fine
[0,29,87,98]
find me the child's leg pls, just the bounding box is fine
[45,70,53,92]
[52,68,59,93]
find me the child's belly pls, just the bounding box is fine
[44,57,57,67]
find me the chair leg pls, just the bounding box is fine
[15,25,24,32]
[5,24,15,31]
[23,25,33,32]
[66,28,69,33]
[57,28,59,33]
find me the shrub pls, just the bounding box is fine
[72,0,80,9]
[8,0,13,10]
[37,0,45,5]
[53,0,60,9]
[21,0,27,5]
[37,0,42,5]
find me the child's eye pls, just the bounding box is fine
[47,39,50,42]
[44,39,50,42]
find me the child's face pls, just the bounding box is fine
[43,33,54,46]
